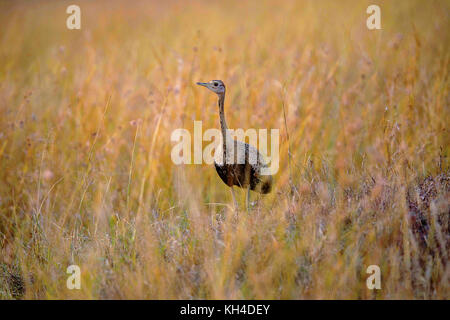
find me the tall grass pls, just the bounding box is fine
[0,0,448,299]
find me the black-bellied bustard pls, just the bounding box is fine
[196,80,273,211]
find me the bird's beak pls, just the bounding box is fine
[196,82,208,87]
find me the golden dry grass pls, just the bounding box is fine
[0,0,449,299]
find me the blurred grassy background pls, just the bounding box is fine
[0,0,449,299]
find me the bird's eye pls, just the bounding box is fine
[214,82,218,87]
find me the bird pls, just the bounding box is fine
[196,80,273,211]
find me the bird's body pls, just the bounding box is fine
[196,80,273,209]
[213,137,272,194]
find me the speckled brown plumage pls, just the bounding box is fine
[214,140,272,194]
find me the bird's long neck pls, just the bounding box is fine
[218,93,228,139]
[218,93,230,157]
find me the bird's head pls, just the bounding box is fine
[196,80,226,96]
